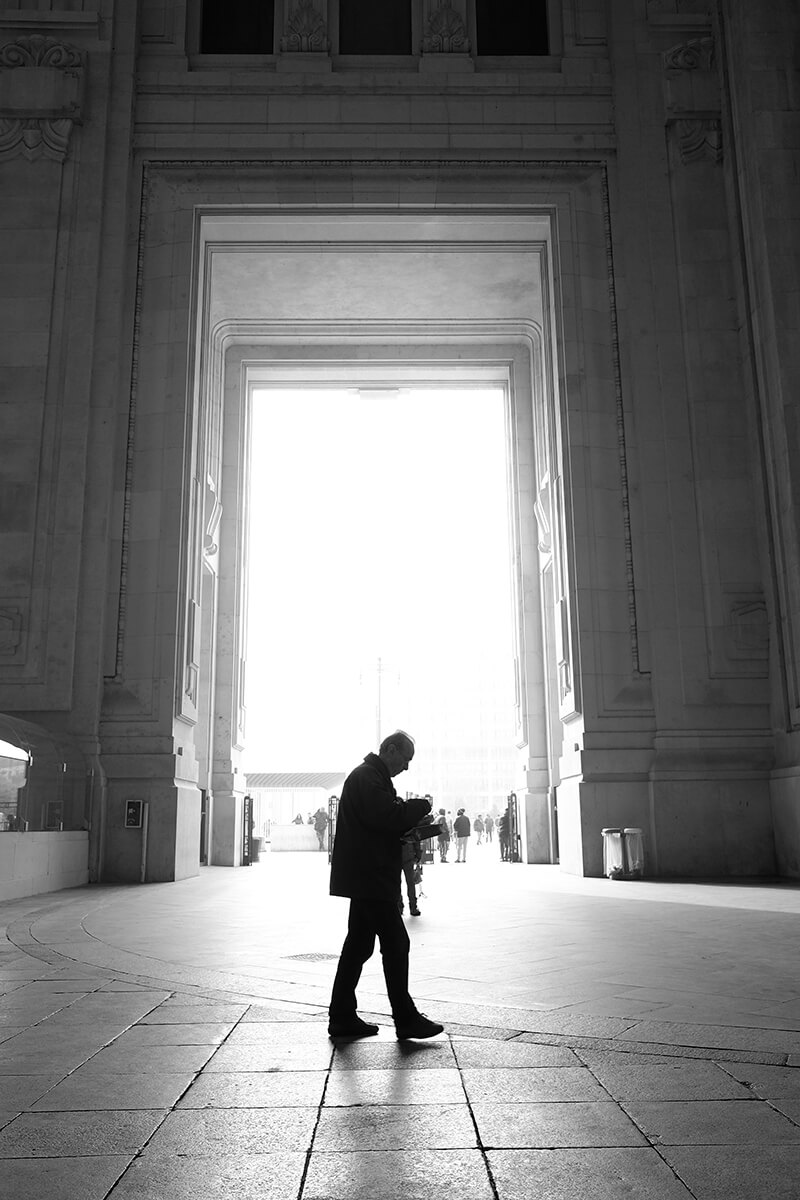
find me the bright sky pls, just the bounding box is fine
[244,387,516,774]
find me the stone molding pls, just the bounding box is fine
[674,116,722,164]
[280,0,329,53]
[601,168,645,677]
[0,34,85,162]
[118,160,639,731]
[422,1,470,54]
[0,606,24,658]
[662,34,722,165]
[663,35,714,73]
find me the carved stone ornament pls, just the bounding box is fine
[0,607,23,656]
[663,36,715,73]
[0,35,85,162]
[422,1,470,54]
[674,117,722,164]
[280,0,330,53]
[0,116,72,162]
[204,476,222,558]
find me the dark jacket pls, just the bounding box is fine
[330,753,431,902]
[454,814,471,837]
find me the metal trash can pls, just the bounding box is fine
[622,828,644,878]
[601,828,625,879]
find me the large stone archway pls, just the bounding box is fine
[99,160,646,882]
[98,160,774,883]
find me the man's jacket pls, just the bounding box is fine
[330,753,431,902]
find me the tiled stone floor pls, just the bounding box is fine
[1,846,800,1197]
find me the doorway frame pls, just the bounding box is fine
[100,161,649,882]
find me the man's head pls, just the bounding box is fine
[378,730,415,777]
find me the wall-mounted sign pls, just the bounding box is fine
[124,800,143,828]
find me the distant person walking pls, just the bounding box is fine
[313,806,329,851]
[498,810,509,860]
[436,807,450,862]
[484,814,494,843]
[454,808,471,862]
[328,730,443,1041]
[474,814,484,845]
[400,835,422,916]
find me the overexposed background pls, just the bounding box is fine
[244,387,519,808]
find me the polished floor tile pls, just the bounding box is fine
[302,1148,495,1200]
[0,1109,167,1157]
[0,1155,132,1200]
[462,1066,608,1103]
[314,1102,477,1151]
[487,1147,694,1199]
[623,1099,800,1145]
[106,1151,306,1200]
[177,1069,328,1107]
[30,1070,197,1111]
[324,1067,466,1106]
[471,1101,648,1148]
[142,1106,319,1155]
[661,1144,800,1200]
[578,1056,752,1101]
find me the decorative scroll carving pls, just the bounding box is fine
[422,1,470,54]
[280,0,329,53]
[663,36,714,72]
[534,490,551,554]
[0,35,85,162]
[0,116,72,162]
[0,35,83,71]
[663,35,721,163]
[674,117,722,164]
[204,476,222,558]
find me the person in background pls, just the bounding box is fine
[454,807,471,862]
[328,730,444,1041]
[436,807,450,862]
[484,813,495,843]
[498,809,509,860]
[293,813,304,825]
[474,814,484,845]
[313,806,329,851]
[400,833,422,916]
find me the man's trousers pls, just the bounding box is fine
[329,898,416,1025]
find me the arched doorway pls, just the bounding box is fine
[99,163,643,882]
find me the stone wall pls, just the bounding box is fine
[0,0,797,886]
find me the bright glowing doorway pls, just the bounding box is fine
[244,386,519,813]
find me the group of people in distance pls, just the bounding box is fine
[433,807,496,862]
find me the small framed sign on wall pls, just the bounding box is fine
[124,800,143,828]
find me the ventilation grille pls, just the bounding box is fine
[284,952,338,962]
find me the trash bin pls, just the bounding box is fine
[622,828,644,878]
[251,836,263,862]
[601,828,625,879]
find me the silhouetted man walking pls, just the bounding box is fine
[328,730,444,1041]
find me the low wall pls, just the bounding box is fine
[270,824,326,852]
[0,831,89,901]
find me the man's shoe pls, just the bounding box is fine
[395,1013,444,1040]
[328,1017,380,1039]
[410,908,421,916]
